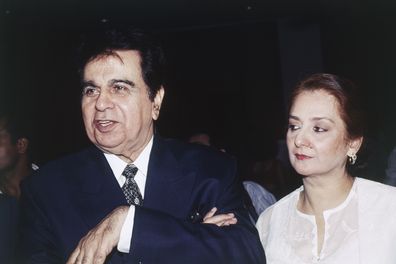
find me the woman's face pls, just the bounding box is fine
[286,90,360,178]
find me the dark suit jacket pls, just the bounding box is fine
[0,193,19,263]
[20,136,265,263]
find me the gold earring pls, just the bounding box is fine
[348,153,357,165]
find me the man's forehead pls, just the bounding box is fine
[86,50,141,67]
[83,50,143,80]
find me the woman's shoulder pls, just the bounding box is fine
[356,177,396,212]
[256,186,302,248]
[256,186,302,229]
[356,177,396,195]
[271,186,303,210]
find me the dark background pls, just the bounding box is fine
[1,0,395,184]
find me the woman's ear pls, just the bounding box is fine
[347,136,363,157]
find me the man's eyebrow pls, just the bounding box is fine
[109,79,135,87]
[81,80,98,87]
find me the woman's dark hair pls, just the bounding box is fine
[290,73,366,141]
[77,27,165,101]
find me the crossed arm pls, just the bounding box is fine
[67,207,237,264]
[21,150,265,264]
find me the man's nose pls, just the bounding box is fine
[95,91,114,111]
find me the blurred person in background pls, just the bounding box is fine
[0,111,36,263]
[0,112,37,199]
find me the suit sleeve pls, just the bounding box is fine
[0,196,19,263]
[127,160,266,264]
[19,181,63,264]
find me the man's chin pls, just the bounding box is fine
[93,143,120,154]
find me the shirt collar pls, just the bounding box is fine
[104,137,153,182]
[133,137,153,177]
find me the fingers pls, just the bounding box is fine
[203,211,237,227]
[66,246,80,264]
[67,231,111,264]
[66,206,129,264]
[203,207,238,227]
[221,216,238,226]
[67,235,94,264]
[203,207,217,222]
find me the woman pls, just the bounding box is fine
[255,73,396,263]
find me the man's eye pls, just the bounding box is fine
[82,87,99,97]
[115,85,126,90]
[313,126,327,132]
[111,85,130,95]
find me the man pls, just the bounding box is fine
[0,112,35,263]
[20,27,265,264]
[0,113,37,198]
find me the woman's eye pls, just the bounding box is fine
[288,124,300,131]
[313,126,327,132]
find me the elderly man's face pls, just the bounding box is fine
[81,50,164,162]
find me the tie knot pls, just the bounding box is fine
[122,164,138,179]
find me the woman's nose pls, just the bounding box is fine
[294,130,311,148]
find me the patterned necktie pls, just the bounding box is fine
[121,164,143,206]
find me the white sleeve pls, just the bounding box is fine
[256,206,274,249]
[117,205,135,253]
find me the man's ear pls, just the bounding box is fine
[152,86,165,120]
[347,136,363,157]
[16,138,29,154]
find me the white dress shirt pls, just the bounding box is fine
[256,177,396,264]
[104,137,153,253]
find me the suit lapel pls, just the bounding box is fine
[71,147,127,229]
[143,137,196,218]
[71,138,197,229]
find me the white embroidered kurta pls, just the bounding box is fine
[256,177,396,264]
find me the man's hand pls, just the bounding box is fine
[67,206,129,264]
[203,207,237,227]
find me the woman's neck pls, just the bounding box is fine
[298,171,355,216]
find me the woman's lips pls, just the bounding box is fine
[295,154,311,160]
